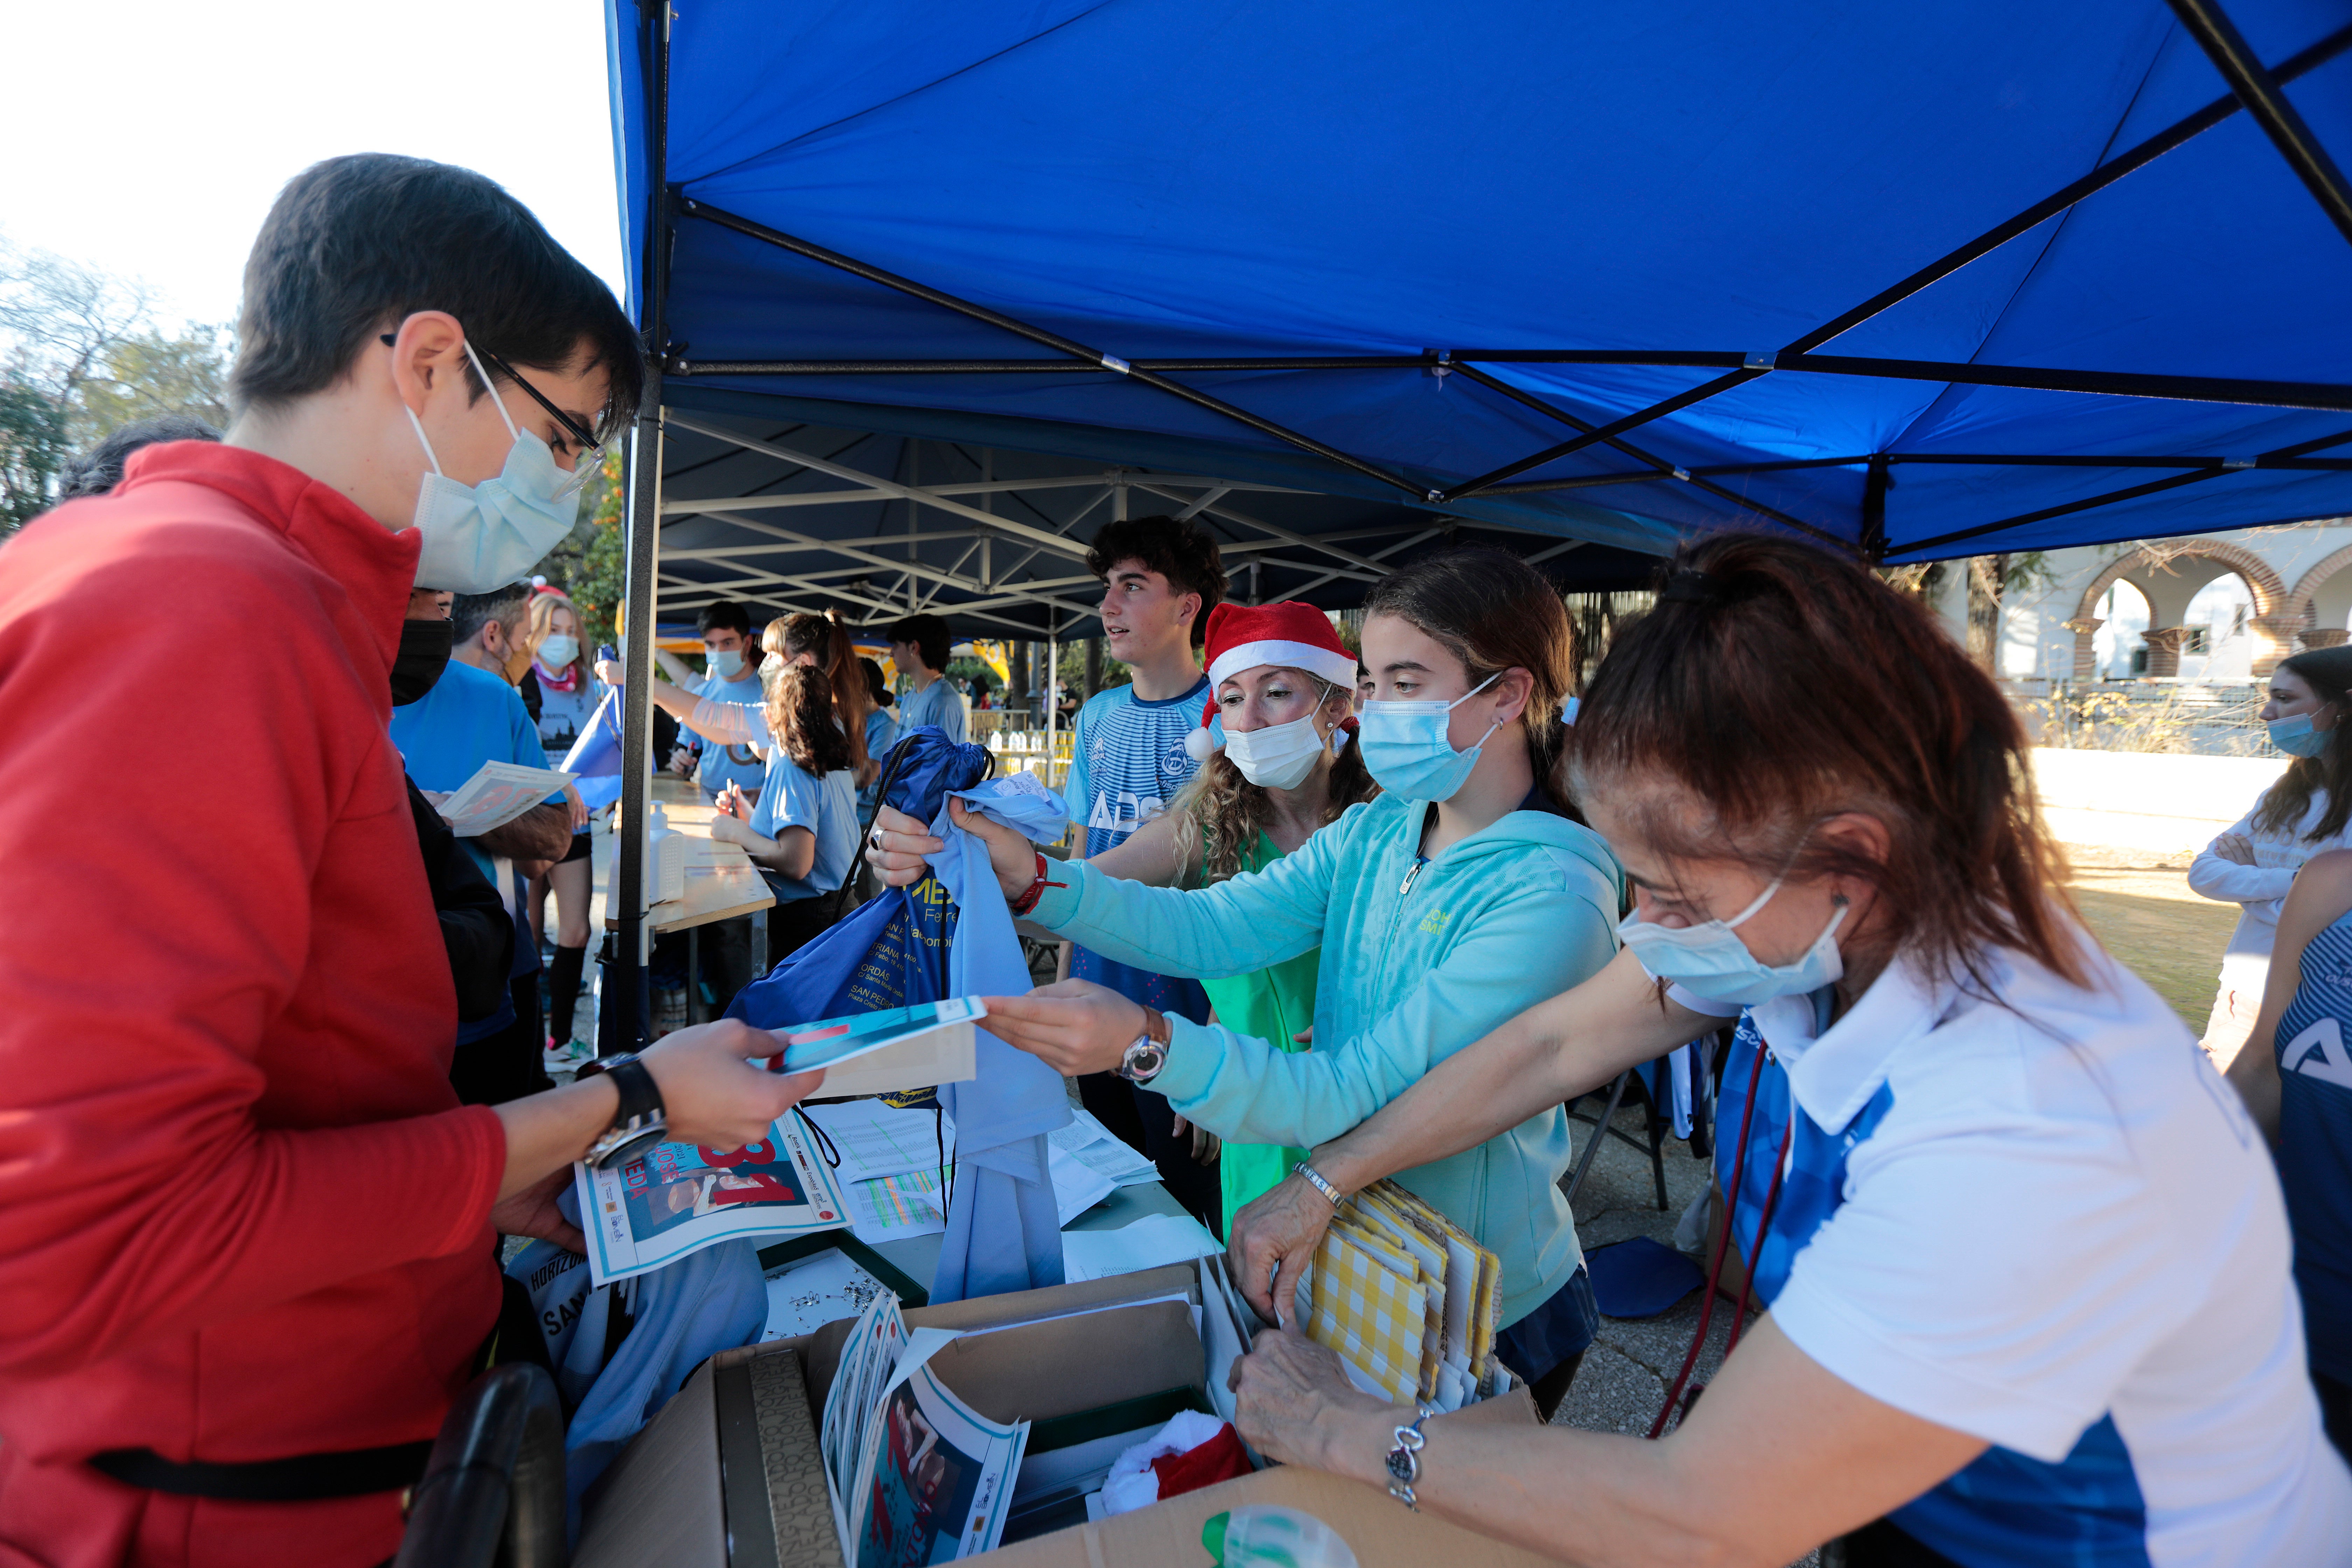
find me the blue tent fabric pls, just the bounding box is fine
[1586,1237,1705,1321]
[607,1,2352,564]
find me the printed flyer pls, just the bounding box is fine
[576,1113,848,1287]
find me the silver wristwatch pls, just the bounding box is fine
[1115,1005,1172,1084]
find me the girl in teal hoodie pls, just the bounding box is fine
[871,548,1625,1416]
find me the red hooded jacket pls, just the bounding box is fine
[0,442,506,1568]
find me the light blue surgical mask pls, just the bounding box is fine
[536,633,579,669]
[1616,876,1848,1008]
[1356,672,1502,802]
[2270,713,2334,758]
[404,341,590,594]
[707,648,746,680]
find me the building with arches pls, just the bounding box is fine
[1968,522,2352,686]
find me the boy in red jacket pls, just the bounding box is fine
[0,155,821,1568]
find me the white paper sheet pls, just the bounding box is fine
[846,1168,947,1244]
[1061,1214,1222,1283]
[1048,1107,1159,1187]
[1048,1141,1116,1226]
[435,759,574,837]
[761,1247,892,1341]
[802,1099,954,1185]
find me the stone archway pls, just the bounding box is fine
[2287,544,2352,649]
[2068,541,2295,679]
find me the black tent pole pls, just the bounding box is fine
[609,0,671,1056]
[2165,0,2352,248]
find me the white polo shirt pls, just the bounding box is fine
[1672,933,2352,1566]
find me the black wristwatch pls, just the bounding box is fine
[579,1052,667,1170]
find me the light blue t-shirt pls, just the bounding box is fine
[1060,676,1215,1024]
[749,751,859,903]
[390,658,558,1040]
[682,666,769,797]
[896,677,966,744]
[859,707,900,817]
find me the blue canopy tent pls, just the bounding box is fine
[596,0,2352,1038]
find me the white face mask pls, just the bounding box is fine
[537,633,579,668]
[1223,709,1330,791]
[405,340,592,594]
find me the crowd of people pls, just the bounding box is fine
[2,148,2350,1568]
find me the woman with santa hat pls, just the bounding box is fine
[1069,600,1381,1234]
[870,547,1625,1416]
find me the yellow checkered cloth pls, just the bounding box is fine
[1306,1226,1432,1404]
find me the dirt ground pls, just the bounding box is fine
[2061,854,2235,1029]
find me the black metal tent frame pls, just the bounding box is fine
[605,0,2352,1045]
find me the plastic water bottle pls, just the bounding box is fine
[1200,1507,1359,1568]
[647,803,686,903]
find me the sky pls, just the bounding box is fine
[1,1,625,330]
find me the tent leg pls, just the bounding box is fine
[614,407,663,1053]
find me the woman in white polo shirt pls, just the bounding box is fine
[1220,534,2352,1568]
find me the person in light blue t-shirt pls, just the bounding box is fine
[858,657,901,821]
[710,665,860,962]
[886,612,966,744]
[391,583,574,1104]
[656,601,768,799]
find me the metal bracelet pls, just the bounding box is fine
[1385,1401,1441,1510]
[1293,1160,1345,1208]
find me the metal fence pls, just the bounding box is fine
[2009,678,2269,756]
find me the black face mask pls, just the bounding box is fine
[391,617,455,706]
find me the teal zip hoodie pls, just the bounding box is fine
[1030,791,1625,1327]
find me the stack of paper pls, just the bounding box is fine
[800,1096,1121,1238]
[1062,1214,1222,1283]
[575,1115,848,1288]
[823,1294,1029,1566]
[1048,1108,1159,1189]
[1301,1179,1505,1410]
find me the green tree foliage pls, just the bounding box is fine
[543,449,627,650]
[0,377,68,536]
[0,235,235,528]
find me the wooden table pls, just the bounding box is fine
[598,776,777,1020]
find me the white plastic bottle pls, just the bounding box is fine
[647,803,687,904]
[1200,1506,1359,1568]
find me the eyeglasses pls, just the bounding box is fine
[379,332,609,498]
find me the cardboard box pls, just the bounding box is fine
[576,1262,1557,1568]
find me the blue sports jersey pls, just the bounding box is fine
[1061,677,1213,1023]
[2273,909,2352,1385]
[681,666,768,797]
[390,659,556,1042]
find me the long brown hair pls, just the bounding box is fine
[2252,646,2352,841]
[1170,680,1379,884]
[766,611,872,779]
[1570,533,2085,993]
[763,664,854,777]
[1360,546,1577,816]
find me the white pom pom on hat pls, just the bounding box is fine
[1184,694,1221,760]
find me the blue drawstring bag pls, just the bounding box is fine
[726,730,1072,1302]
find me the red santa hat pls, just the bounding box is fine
[1184,601,1359,761]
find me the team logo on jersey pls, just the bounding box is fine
[1089,790,1166,835]
[2284,1016,2352,1090]
[1160,741,1192,777]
